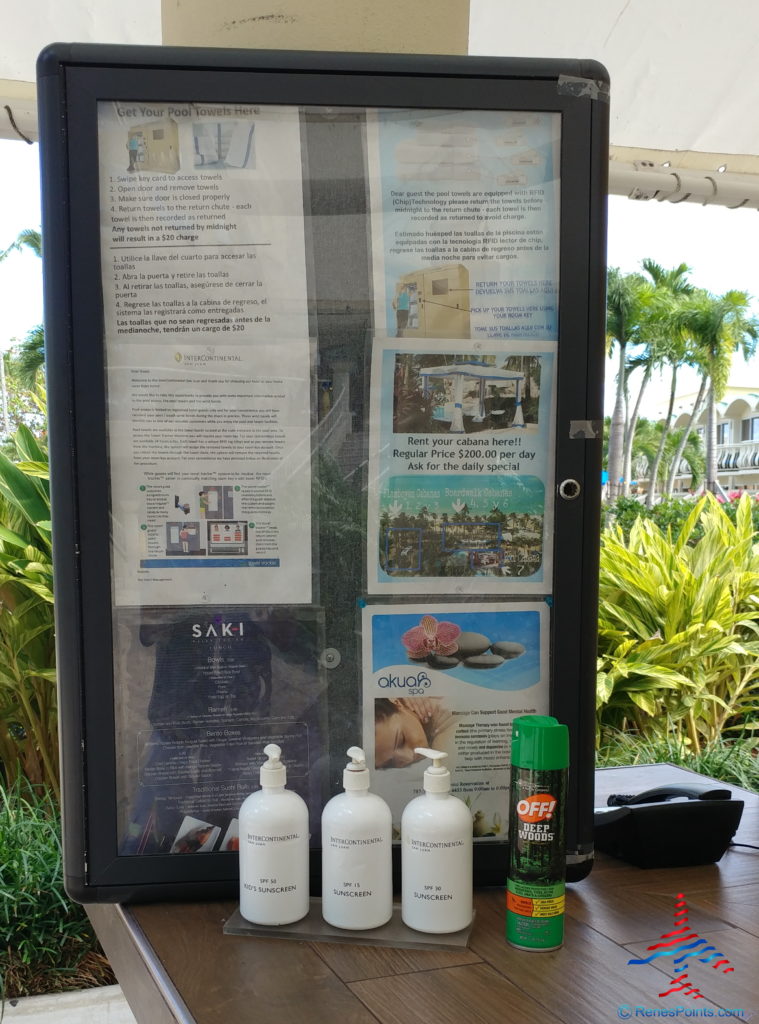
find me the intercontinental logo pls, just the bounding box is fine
[174,349,241,364]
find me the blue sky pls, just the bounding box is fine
[2,138,758,418]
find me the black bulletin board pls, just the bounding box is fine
[38,44,608,902]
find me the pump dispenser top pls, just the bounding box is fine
[416,747,451,793]
[342,746,371,790]
[260,743,286,787]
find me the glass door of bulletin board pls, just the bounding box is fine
[38,45,608,902]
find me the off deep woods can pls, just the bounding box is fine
[506,715,569,951]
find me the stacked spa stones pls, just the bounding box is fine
[427,631,525,671]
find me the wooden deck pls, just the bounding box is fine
[88,764,759,1024]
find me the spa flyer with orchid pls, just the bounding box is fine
[361,602,549,835]
[367,337,556,594]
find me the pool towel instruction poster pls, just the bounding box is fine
[362,602,549,836]
[97,101,312,606]
[366,108,561,342]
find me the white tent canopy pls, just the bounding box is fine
[4,1,759,207]
[471,0,759,161]
[469,0,759,209]
[418,362,523,382]
[0,1,161,143]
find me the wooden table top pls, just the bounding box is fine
[88,765,759,1024]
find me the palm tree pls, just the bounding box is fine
[667,426,706,493]
[13,325,45,389]
[675,289,759,493]
[664,376,709,497]
[1,228,41,261]
[606,268,650,497]
[632,418,705,495]
[630,260,694,507]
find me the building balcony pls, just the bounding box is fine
[632,439,759,495]
[716,440,759,471]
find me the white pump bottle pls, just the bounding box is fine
[401,747,473,933]
[238,743,310,925]
[320,746,393,929]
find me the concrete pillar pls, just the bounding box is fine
[162,0,470,55]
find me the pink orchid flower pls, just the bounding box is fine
[401,615,461,660]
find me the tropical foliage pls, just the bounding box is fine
[0,230,45,392]
[603,492,759,540]
[0,422,57,797]
[607,416,706,496]
[605,259,759,500]
[0,366,46,449]
[673,288,759,492]
[605,267,650,497]
[597,494,759,751]
[1,229,46,444]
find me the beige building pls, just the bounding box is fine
[635,386,759,495]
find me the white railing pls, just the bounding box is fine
[633,440,759,487]
[716,440,759,471]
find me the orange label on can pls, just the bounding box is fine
[506,891,534,916]
[507,890,564,919]
[515,793,557,823]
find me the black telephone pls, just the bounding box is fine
[593,783,744,868]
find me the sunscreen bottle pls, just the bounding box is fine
[238,743,310,925]
[321,746,393,929]
[506,715,569,950]
[401,748,473,933]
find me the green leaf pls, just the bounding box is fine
[0,452,50,534]
[0,524,35,549]
[13,462,50,481]
[629,691,659,716]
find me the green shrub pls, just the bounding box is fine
[0,780,114,1000]
[596,731,759,794]
[597,494,759,751]
[603,493,759,541]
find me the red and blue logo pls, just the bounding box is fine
[627,892,734,1000]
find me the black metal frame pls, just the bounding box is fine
[38,44,608,902]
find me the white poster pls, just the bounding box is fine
[362,603,549,837]
[367,108,561,342]
[97,101,312,605]
[367,338,556,594]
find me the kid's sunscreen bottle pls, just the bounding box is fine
[238,744,310,925]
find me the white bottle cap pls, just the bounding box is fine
[343,746,370,791]
[415,747,451,793]
[260,743,286,787]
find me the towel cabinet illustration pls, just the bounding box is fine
[127,119,180,173]
[395,264,470,338]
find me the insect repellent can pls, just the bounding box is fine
[506,715,569,951]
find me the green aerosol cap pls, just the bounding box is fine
[511,715,569,770]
